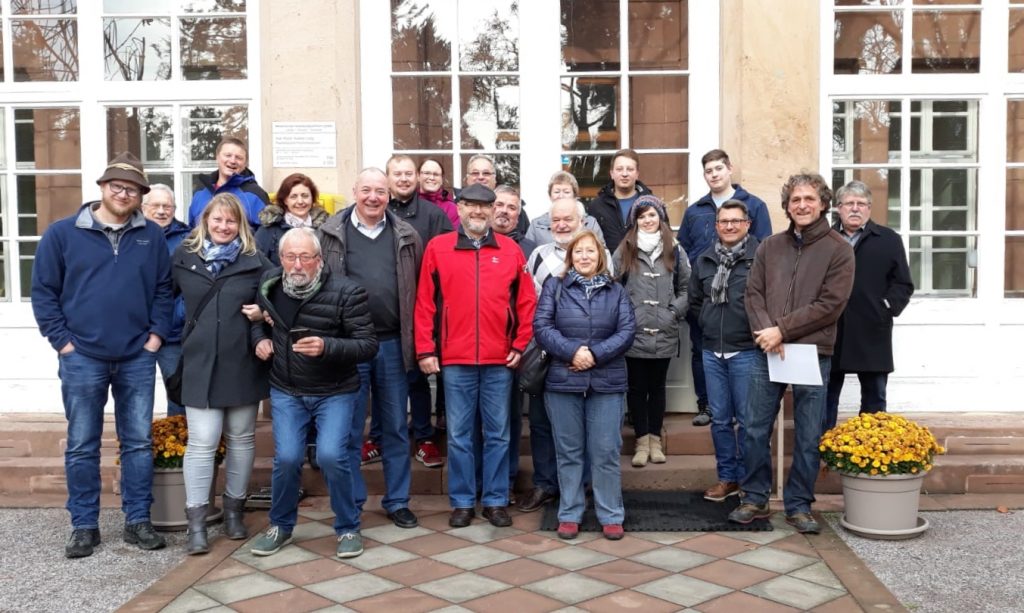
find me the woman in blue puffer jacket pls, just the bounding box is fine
[533,230,636,542]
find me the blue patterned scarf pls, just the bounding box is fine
[568,268,611,299]
[202,238,242,275]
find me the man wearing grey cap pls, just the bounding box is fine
[415,183,537,529]
[32,151,174,558]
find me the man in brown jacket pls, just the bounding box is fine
[727,172,854,534]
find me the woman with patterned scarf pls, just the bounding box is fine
[172,192,273,555]
[612,195,690,468]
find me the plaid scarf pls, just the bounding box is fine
[202,238,242,276]
[568,268,611,299]
[710,236,748,305]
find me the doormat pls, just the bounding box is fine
[538,490,773,532]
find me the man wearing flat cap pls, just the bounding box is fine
[415,183,537,529]
[32,151,174,558]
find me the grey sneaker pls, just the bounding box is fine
[786,512,821,534]
[123,521,166,550]
[692,405,711,426]
[251,525,293,556]
[336,532,364,559]
[65,528,101,559]
[728,502,772,524]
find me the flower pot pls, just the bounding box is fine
[839,471,930,540]
[150,466,223,531]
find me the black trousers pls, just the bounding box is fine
[824,369,888,433]
[626,357,672,437]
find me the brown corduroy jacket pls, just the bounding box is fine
[744,215,855,356]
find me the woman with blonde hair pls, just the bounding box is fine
[172,192,272,554]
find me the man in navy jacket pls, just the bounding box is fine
[32,152,173,558]
[677,149,772,426]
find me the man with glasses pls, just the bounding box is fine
[688,200,760,503]
[32,152,173,558]
[679,149,773,427]
[249,228,379,559]
[319,168,424,531]
[415,183,537,529]
[142,184,189,417]
[463,154,530,235]
[825,180,914,432]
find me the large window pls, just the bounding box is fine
[0,1,258,302]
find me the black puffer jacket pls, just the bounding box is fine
[252,269,378,396]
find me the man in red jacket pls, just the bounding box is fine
[415,183,537,529]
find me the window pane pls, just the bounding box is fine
[0,241,7,301]
[832,167,901,230]
[181,105,248,166]
[0,29,5,81]
[460,153,518,187]
[908,168,976,232]
[13,19,79,81]
[103,18,171,81]
[910,100,977,162]
[1006,236,1024,298]
[1011,10,1024,72]
[182,0,245,12]
[561,76,619,151]
[832,99,900,165]
[180,17,246,80]
[563,153,612,200]
[459,1,517,71]
[391,0,451,71]
[460,76,519,150]
[909,235,975,297]
[639,153,687,226]
[911,10,980,73]
[107,106,173,169]
[1008,168,1024,231]
[20,241,38,299]
[17,174,83,236]
[392,76,452,150]
[1008,101,1024,163]
[836,1,903,5]
[104,0,174,12]
[628,0,687,70]
[12,1,76,15]
[630,75,687,150]
[0,109,6,169]
[561,0,619,71]
[834,12,902,74]
[14,108,80,171]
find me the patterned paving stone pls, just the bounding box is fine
[305,573,403,604]
[194,572,294,605]
[580,534,660,557]
[160,588,221,613]
[290,520,337,542]
[233,543,322,571]
[359,523,433,544]
[266,557,360,586]
[628,546,716,572]
[474,558,568,586]
[371,558,464,587]
[431,543,519,570]
[414,572,511,603]
[629,531,702,545]
[489,533,568,556]
[694,590,802,613]
[342,544,419,571]
[789,561,845,590]
[524,572,618,604]
[809,594,864,612]
[577,559,671,588]
[298,510,336,521]
[727,548,819,574]
[389,532,476,556]
[343,586,451,613]
[195,557,257,585]
[682,559,779,590]
[634,575,732,608]
[577,589,681,613]
[725,528,790,545]
[445,522,523,543]
[744,575,846,610]
[229,587,335,613]
[766,533,821,559]
[462,586,565,613]
[529,544,616,571]
[676,533,759,558]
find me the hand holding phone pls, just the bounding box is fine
[289,327,313,343]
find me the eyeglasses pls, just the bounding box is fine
[420,171,442,178]
[839,201,870,209]
[469,171,495,178]
[144,203,174,211]
[108,182,141,198]
[460,201,494,209]
[716,219,750,227]
[281,254,320,264]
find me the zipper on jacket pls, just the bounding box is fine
[784,245,803,316]
[475,249,481,364]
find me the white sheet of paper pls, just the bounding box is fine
[766,343,822,386]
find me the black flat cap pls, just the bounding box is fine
[460,183,496,204]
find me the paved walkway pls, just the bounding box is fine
[118,495,903,613]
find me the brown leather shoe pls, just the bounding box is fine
[517,488,557,513]
[482,506,513,527]
[703,481,740,502]
[449,507,475,528]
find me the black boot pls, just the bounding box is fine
[222,494,248,540]
[185,505,209,555]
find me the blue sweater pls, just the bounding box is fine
[162,219,191,343]
[677,185,772,266]
[187,169,270,230]
[31,203,174,360]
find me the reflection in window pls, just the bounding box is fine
[107,107,173,168]
[392,76,453,150]
[12,1,77,15]
[834,12,902,74]
[460,76,519,150]
[561,0,619,71]
[182,0,245,12]
[628,0,687,70]
[561,77,619,151]
[1011,10,1024,72]
[911,10,979,73]
[1006,237,1024,297]
[103,18,171,80]
[12,18,79,81]
[13,108,80,171]
[832,100,900,165]
[181,105,248,166]
[180,17,246,80]
[630,76,687,150]
[391,0,451,71]
[461,153,519,187]
[458,2,518,72]
[17,174,83,236]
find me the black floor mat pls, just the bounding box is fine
[539,490,773,532]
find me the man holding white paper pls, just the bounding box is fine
[728,173,854,534]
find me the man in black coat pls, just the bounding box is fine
[584,148,652,252]
[825,180,914,432]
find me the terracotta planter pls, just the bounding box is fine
[839,471,930,540]
[150,466,223,531]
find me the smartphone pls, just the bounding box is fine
[289,327,313,343]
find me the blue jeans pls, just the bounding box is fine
[404,369,438,443]
[443,365,512,508]
[703,349,756,483]
[824,369,888,433]
[687,314,708,407]
[741,351,830,516]
[58,350,157,529]
[545,391,625,525]
[154,342,184,416]
[269,387,361,534]
[354,338,411,513]
[527,393,559,494]
[474,380,522,491]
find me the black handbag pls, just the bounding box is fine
[165,276,228,406]
[518,281,562,395]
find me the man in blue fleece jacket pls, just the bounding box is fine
[31,152,174,559]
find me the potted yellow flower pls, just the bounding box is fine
[150,415,225,530]
[820,413,945,539]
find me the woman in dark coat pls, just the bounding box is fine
[534,230,636,541]
[255,173,329,266]
[172,192,272,554]
[612,195,689,468]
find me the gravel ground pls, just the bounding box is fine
[825,510,1024,613]
[0,508,193,613]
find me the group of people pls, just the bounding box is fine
[31,137,913,561]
